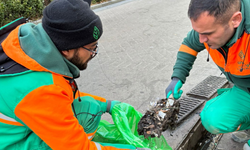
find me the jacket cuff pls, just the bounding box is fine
[106,100,112,113]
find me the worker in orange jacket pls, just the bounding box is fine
[0,0,150,149]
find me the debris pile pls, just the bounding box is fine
[137,98,180,138]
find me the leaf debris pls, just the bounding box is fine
[137,98,180,138]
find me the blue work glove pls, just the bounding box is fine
[165,77,183,99]
[106,100,121,114]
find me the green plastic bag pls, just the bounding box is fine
[92,103,172,150]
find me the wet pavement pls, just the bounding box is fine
[76,0,244,149]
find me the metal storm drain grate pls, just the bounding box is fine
[177,96,205,124]
[186,75,228,100]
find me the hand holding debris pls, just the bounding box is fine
[137,97,180,139]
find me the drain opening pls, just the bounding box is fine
[176,118,223,150]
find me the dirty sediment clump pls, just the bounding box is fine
[137,98,180,139]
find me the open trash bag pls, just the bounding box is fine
[92,103,172,150]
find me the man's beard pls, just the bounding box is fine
[69,49,91,70]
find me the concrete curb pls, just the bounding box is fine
[31,0,126,24]
[91,0,125,10]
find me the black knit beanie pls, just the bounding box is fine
[42,0,103,51]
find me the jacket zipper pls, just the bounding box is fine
[217,47,233,82]
[217,48,227,64]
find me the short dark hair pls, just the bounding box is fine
[188,0,241,24]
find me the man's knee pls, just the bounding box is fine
[200,108,237,134]
[200,110,221,134]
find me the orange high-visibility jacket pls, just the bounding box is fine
[0,23,132,150]
[172,0,250,94]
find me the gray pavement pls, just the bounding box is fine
[76,0,242,149]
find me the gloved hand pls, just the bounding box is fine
[165,77,183,99]
[136,148,151,150]
[106,100,121,114]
